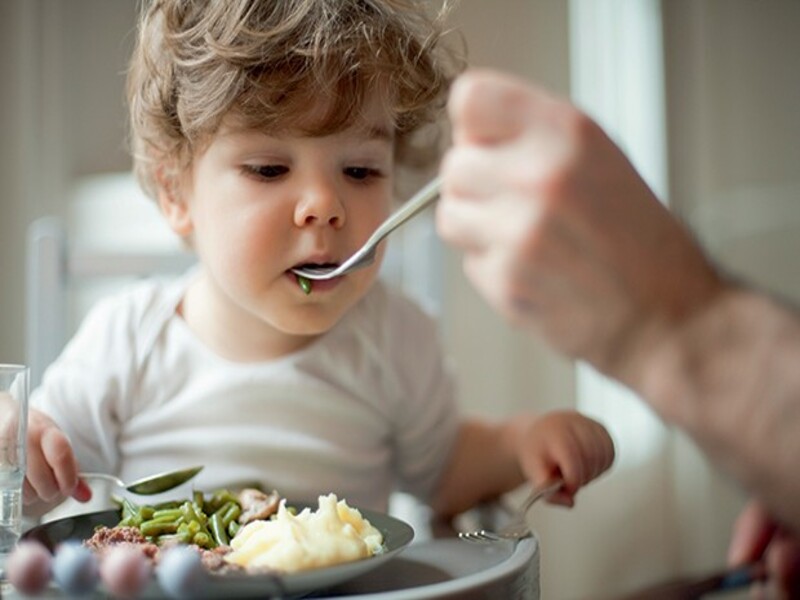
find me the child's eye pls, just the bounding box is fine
[243,164,289,180]
[344,167,381,181]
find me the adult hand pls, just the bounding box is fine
[728,501,800,598]
[436,69,724,378]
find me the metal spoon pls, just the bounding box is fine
[79,465,203,495]
[290,175,441,281]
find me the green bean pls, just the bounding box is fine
[297,275,312,295]
[180,501,204,525]
[192,504,206,523]
[178,503,215,548]
[152,508,182,521]
[181,520,201,537]
[221,503,241,527]
[228,521,241,538]
[145,515,181,527]
[116,489,243,548]
[192,531,214,549]
[213,501,234,517]
[119,507,147,528]
[121,498,138,521]
[118,516,136,528]
[209,513,229,547]
[158,531,193,545]
[206,489,238,513]
[140,520,179,537]
[212,501,239,527]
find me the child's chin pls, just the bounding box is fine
[281,314,341,337]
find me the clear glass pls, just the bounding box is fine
[0,364,28,568]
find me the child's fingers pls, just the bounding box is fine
[588,425,615,479]
[545,489,575,508]
[24,438,62,502]
[22,479,38,504]
[568,420,614,484]
[40,428,81,497]
[549,426,612,495]
[72,479,93,503]
[552,430,588,491]
[25,427,78,503]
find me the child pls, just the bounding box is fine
[25,0,614,521]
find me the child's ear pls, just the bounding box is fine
[155,166,193,236]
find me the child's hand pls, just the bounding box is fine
[516,410,615,508]
[24,408,92,515]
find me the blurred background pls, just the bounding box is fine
[1,1,799,598]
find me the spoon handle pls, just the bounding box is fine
[365,175,441,248]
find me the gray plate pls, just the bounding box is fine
[23,504,414,599]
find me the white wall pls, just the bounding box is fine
[0,0,137,363]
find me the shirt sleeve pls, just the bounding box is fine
[384,293,460,502]
[30,291,141,474]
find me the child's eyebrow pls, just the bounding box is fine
[358,124,394,142]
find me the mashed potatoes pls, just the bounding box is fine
[223,493,384,573]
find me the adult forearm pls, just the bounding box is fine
[628,286,800,532]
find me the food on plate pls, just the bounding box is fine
[83,487,279,575]
[7,488,386,597]
[109,488,278,550]
[93,489,385,575]
[224,493,384,573]
[237,488,281,524]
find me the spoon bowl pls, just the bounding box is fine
[79,466,203,495]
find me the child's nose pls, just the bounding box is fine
[294,182,346,229]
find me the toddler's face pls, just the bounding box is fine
[173,95,394,343]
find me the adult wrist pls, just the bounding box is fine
[629,286,800,527]
[633,287,794,458]
[629,284,749,427]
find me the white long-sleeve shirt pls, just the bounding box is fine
[32,275,459,512]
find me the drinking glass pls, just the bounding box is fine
[0,364,28,567]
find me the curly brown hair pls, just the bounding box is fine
[127,0,462,198]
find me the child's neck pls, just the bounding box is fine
[179,275,318,362]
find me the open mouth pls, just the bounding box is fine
[289,263,340,295]
[292,262,339,271]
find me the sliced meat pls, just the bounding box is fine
[237,489,281,524]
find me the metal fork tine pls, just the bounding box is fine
[458,530,525,543]
[458,478,564,544]
[458,530,504,543]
